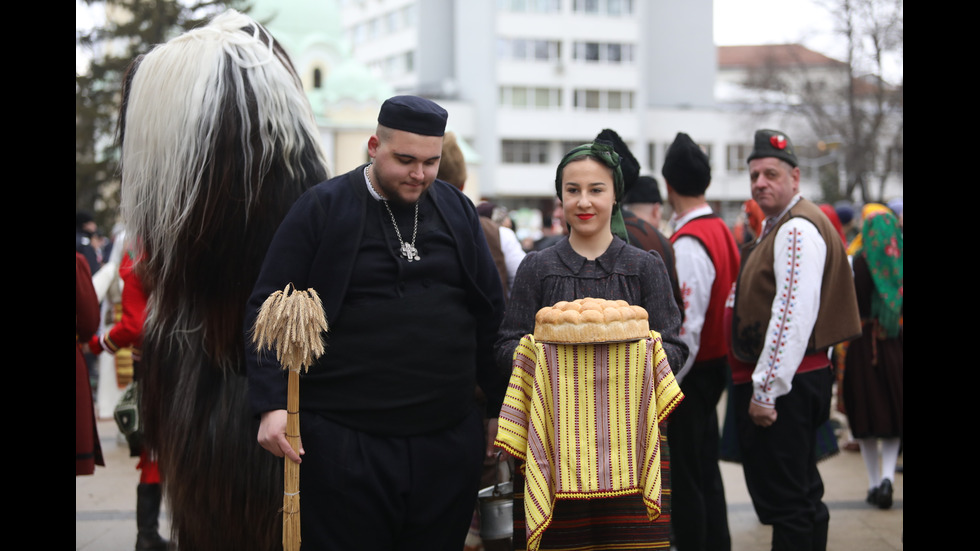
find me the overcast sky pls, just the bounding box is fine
[714,0,838,49]
[714,0,902,82]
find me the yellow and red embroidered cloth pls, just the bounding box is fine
[494,332,683,551]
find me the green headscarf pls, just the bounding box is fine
[860,209,903,337]
[554,140,629,243]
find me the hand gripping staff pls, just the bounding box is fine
[252,284,329,551]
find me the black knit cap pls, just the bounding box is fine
[622,175,662,204]
[595,128,639,192]
[746,129,798,167]
[662,132,711,197]
[377,95,448,137]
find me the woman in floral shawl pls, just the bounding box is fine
[842,206,903,509]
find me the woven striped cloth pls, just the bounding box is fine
[495,332,683,551]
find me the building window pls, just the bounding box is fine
[573,0,633,15]
[402,5,416,28]
[502,140,550,164]
[534,39,558,61]
[512,39,528,60]
[727,144,751,173]
[572,41,634,64]
[573,89,634,111]
[583,90,600,109]
[497,38,561,62]
[385,10,399,33]
[498,0,561,13]
[607,43,622,62]
[510,87,528,108]
[606,90,625,110]
[313,68,322,89]
[535,87,560,108]
[500,86,562,109]
[371,51,416,78]
[582,42,599,62]
[606,0,631,16]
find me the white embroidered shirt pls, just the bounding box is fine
[751,195,827,408]
[670,204,716,383]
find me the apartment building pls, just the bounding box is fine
[339,0,727,209]
[256,0,900,232]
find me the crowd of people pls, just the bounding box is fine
[76,10,902,551]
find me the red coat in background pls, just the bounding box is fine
[89,251,146,357]
[76,252,104,475]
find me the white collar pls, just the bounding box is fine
[671,204,713,232]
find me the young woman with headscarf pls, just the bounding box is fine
[494,140,687,550]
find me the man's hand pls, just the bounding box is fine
[258,409,303,464]
[749,402,777,428]
[486,417,514,461]
[486,417,499,457]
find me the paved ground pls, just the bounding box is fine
[78,415,903,550]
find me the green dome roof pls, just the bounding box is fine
[249,0,343,54]
[248,0,392,116]
[322,59,393,103]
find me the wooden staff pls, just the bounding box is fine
[252,284,328,551]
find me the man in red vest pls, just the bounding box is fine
[663,132,739,551]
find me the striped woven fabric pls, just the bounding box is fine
[511,438,672,551]
[495,332,683,551]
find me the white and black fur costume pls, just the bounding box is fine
[119,11,329,550]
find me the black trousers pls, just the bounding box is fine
[298,406,484,550]
[734,368,833,551]
[667,358,731,551]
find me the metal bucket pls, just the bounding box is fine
[477,452,514,540]
[477,480,513,540]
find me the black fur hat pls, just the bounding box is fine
[662,132,710,196]
[596,128,639,193]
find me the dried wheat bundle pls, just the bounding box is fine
[252,283,328,551]
[253,284,328,373]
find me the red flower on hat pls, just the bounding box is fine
[770,135,787,150]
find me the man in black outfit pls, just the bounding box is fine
[246,96,507,550]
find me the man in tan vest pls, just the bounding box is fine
[729,129,860,551]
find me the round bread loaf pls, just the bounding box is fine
[533,297,650,343]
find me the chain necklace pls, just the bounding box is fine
[365,164,421,262]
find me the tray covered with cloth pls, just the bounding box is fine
[494,331,683,551]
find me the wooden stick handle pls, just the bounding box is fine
[283,369,301,551]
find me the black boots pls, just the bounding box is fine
[136,483,171,550]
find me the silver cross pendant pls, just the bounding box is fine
[400,242,421,262]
